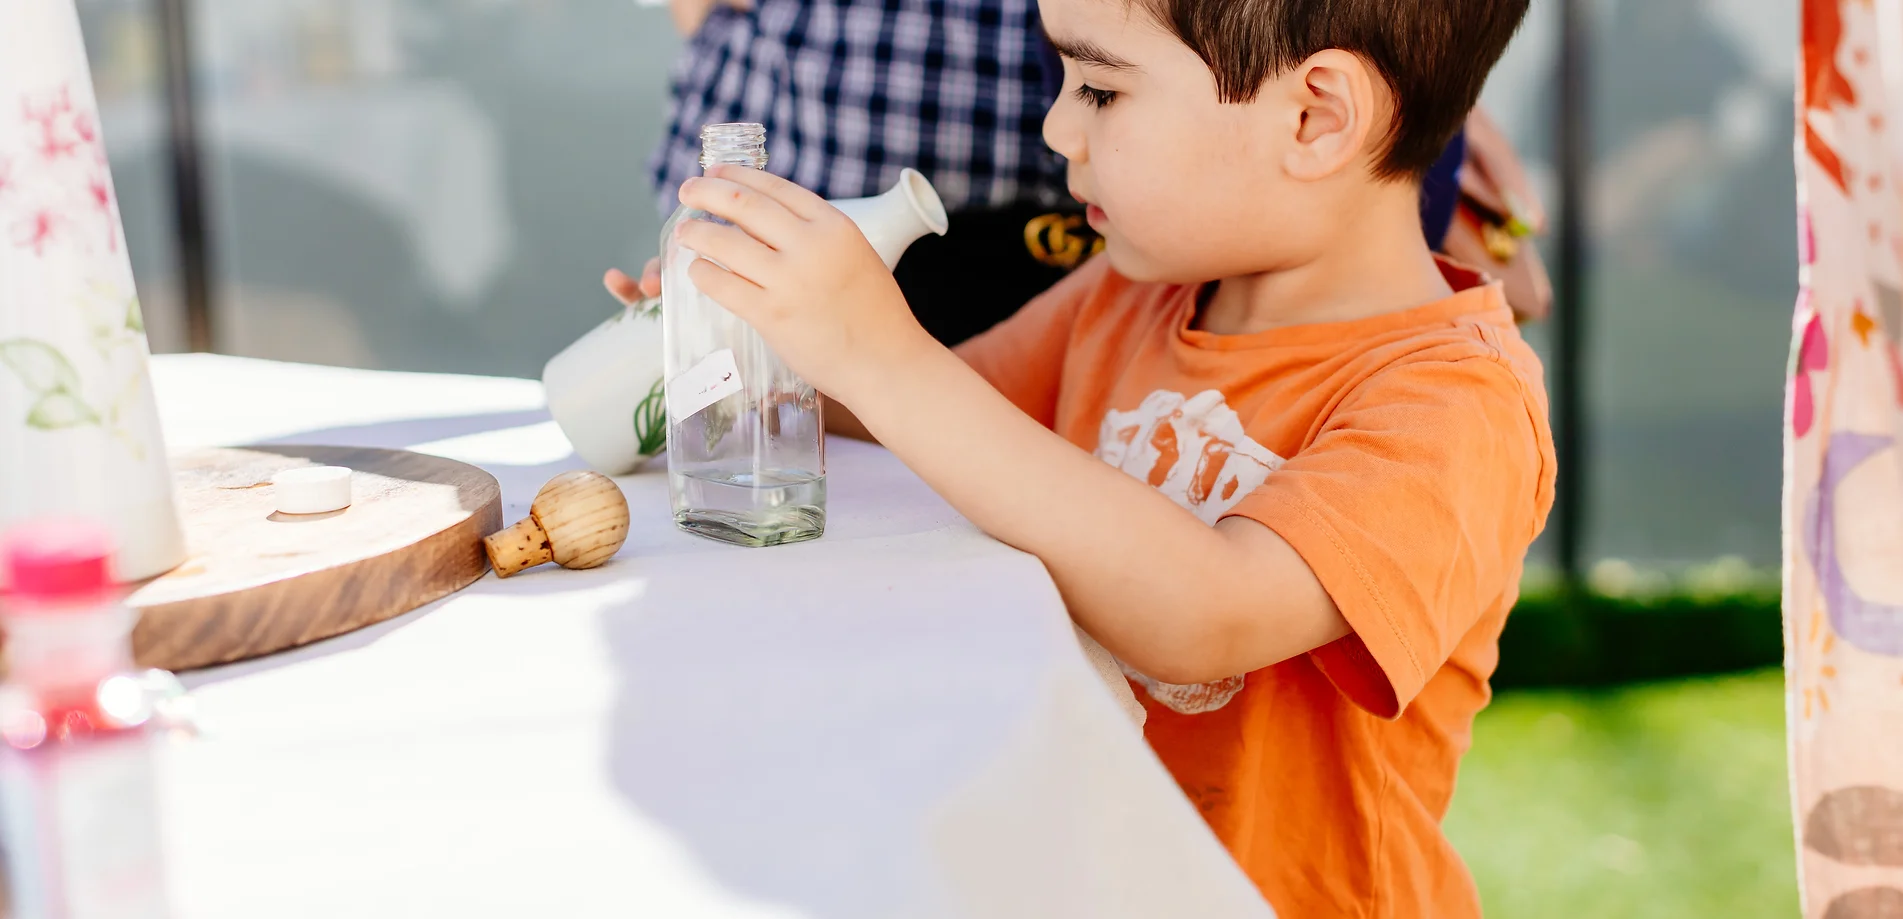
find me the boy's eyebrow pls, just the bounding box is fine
[1043,31,1141,72]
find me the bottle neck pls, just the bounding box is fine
[702,155,767,172]
[3,603,135,693]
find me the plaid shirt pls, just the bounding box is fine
[649,0,1068,216]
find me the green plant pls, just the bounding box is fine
[1497,560,1782,689]
[633,377,667,456]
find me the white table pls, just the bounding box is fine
[145,355,1273,919]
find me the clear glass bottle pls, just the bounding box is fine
[661,123,825,547]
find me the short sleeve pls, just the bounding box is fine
[1223,354,1555,719]
[953,258,1108,427]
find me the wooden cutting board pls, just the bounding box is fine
[128,445,502,671]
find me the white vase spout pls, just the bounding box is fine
[829,168,950,270]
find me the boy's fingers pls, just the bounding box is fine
[702,164,828,221]
[676,218,779,288]
[678,176,804,247]
[603,268,643,306]
[686,256,767,320]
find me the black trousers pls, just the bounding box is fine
[893,204,1102,348]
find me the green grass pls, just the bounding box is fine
[1446,669,1799,919]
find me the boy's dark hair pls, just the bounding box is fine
[1141,0,1529,180]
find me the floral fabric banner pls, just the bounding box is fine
[1791,1,1903,915]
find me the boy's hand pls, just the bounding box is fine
[672,164,933,403]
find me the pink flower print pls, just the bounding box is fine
[0,156,12,198]
[11,209,64,256]
[72,111,96,144]
[1793,310,1829,438]
[20,86,73,124]
[34,129,79,162]
[88,172,119,253]
[87,171,113,213]
[21,86,81,162]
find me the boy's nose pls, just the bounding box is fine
[1042,100,1088,166]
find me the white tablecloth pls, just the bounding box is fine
[145,354,1273,919]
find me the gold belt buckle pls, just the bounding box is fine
[1024,212,1105,269]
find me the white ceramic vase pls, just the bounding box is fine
[544,167,949,476]
[0,0,185,581]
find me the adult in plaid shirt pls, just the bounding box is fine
[649,0,1085,346]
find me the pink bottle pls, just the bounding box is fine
[0,520,168,919]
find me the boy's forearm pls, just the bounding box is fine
[843,343,1347,683]
[821,396,878,443]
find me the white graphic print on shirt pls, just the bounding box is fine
[1093,389,1288,714]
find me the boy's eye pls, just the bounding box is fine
[1073,84,1118,109]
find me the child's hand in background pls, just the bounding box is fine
[668,164,932,404]
[602,258,660,306]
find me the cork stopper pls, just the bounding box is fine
[484,471,630,578]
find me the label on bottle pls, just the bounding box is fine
[666,348,745,421]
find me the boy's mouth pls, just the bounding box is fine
[1071,189,1107,227]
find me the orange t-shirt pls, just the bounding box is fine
[956,256,1556,917]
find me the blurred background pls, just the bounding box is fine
[75,0,1801,915]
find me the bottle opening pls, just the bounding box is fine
[699,122,768,170]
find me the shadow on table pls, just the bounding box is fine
[596,546,1046,917]
[261,408,557,451]
[258,407,591,514]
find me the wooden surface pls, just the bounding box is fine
[129,445,502,671]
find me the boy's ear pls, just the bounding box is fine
[1281,49,1382,182]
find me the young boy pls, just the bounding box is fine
[608,0,1547,913]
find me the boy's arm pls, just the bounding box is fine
[826,259,1090,443]
[849,341,1350,683]
[610,248,1082,449]
[823,396,877,442]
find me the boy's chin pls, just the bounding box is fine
[1098,239,1169,283]
[1099,238,1223,286]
